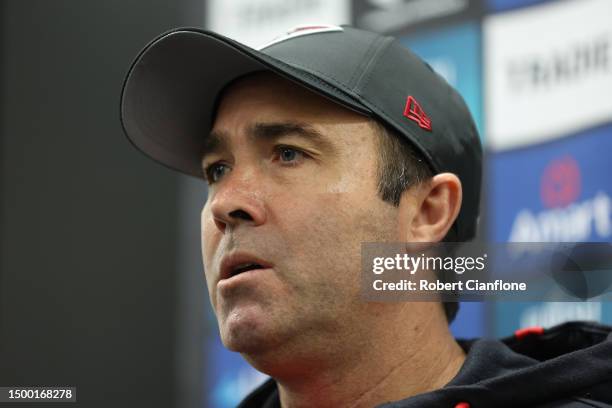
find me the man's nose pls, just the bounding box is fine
[208,169,267,233]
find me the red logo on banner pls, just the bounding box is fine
[540,156,581,209]
[403,96,432,131]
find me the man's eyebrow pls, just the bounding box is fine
[201,129,228,160]
[202,122,333,157]
[250,122,334,151]
[202,121,336,161]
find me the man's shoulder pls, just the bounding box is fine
[237,321,612,408]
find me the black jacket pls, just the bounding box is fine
[237,321,612,408]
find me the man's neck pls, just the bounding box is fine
[273,306,465,408]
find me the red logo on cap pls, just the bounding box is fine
[403,96,432,131]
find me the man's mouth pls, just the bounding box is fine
[219,253,273,281]
[230,263,265,276]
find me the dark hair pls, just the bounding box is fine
[371,120,459,324]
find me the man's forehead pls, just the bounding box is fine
[205,72,373,151]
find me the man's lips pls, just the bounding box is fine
[219,252,273,282]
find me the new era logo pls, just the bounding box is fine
[403,96,432,131]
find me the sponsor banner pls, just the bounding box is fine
[400,22,483,136]
[488,125,612,243]
[206,0,351,48]
[488,124,612,335]
[484,0,612,151]
[353,0,482,35]
[487,0,552,12]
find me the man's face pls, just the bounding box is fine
[201,72,402,360]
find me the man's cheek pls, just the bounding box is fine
[312,191,368,235]
[295,202,361,268]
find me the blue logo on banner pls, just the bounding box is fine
[400,22,483,138]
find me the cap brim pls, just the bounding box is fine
[120,28,371,177]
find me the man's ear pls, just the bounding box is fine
[398,173,462,242]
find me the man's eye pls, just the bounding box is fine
[205,163,230,184]
[276,146,305,164]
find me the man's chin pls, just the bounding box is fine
[221,330,286,362]
[219,312,280,354]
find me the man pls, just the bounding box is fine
[121,25,612,408]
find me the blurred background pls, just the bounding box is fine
[0,0,611,407]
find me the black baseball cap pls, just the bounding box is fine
[120,25,482,240]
